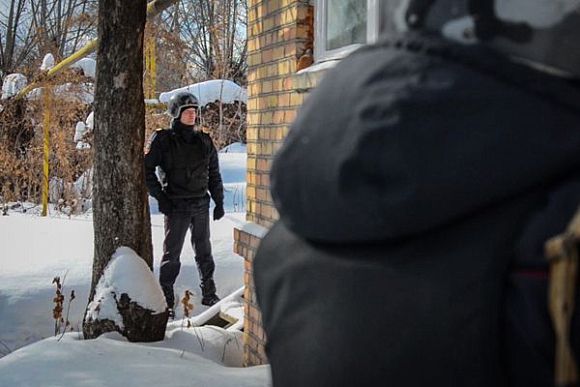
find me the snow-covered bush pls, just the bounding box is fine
[0,60,92,208]
[1,74,27,100]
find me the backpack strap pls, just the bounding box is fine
[545,205,580,387]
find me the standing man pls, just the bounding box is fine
[145,91,225,315]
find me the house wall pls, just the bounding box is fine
[237,0,330,367]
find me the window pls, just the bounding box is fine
[315,0,381,62]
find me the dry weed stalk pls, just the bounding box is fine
[181,289,195,328]
[52,275,76,339]
[52,276,65,335]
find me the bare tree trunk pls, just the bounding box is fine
[1,0,26,74]
[4,0,17,69]
[83,0,164,342]
[157,0,247,84]
[39,0,51,54]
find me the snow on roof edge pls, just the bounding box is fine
[159,79,247,107]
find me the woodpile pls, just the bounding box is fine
[198,101,246,151]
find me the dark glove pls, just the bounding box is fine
[157,194,173,215]
[213,204,225,221]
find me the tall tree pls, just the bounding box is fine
[156,0,247,85]
[83,0,166,341]
[0,0,34,77]
[29,0,98,59]
[0,0,98,80]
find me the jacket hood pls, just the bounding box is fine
[270,37,580,243]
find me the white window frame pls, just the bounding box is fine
[314,0,381,63]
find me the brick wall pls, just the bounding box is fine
[233,227,267,366]
[237,0,317,367]
[246,0,313,229]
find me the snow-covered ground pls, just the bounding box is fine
[220,143,247,213]
[0,144,270,386]
[0,328,270,387]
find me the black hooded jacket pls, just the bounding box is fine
[144,121,224,206]
[254,35,580,387]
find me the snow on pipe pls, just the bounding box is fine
[186,286,245,329]
[15,0,179,99]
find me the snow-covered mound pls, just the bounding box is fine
[70,58,96,78]
[74,111,94,148]
[74,168,93,199]
[40,53,55,71]
[86,111,94,130]
[74,121,87,142]
[86,247,167,328]
[1,73,27,99]
[0,329,271,386]
[159,80,247,107]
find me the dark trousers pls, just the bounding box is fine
[159,197,215,308]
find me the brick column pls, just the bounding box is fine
[238,0,314,367]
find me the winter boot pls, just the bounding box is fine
[200,279,220,306]
[161,284,175,312]
[202,293,220,306]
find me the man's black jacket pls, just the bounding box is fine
[144,122,223,206]
[254,35,580,387]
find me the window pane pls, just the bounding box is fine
[326,0,367,50]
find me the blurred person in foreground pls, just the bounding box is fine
[254,1,580,386]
